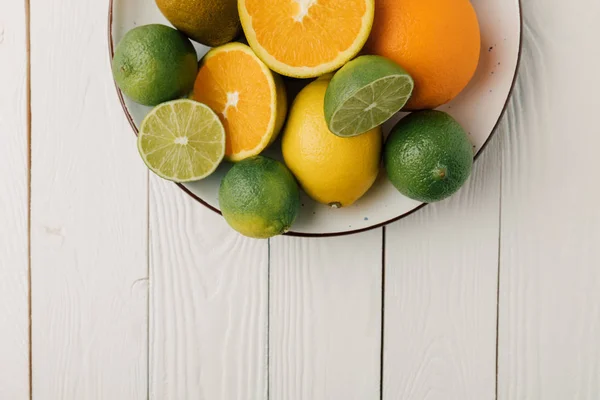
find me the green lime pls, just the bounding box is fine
[324,55,414,137]
[384,110,473,203]
[138,99,225,182]
[112,24,198,106]
[219,156,300,239]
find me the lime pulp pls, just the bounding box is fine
[325,55,414,137]
[137,99,226,182]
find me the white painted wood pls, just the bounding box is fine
[0,1,30,399]
[29,0,149,398]
[17,0,600,398]
[269,231,383,400]
[148,175,269,400]
[497,1,600,398]
[382,137,502,400]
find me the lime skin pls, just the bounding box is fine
[384,110,474,203]
[112,24,198,106]
[219,156,301,239]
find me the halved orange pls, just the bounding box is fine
[193,43,287,162]
[239,0,375,78]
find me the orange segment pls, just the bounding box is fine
[193,43,287,161]
[239,0,374,78]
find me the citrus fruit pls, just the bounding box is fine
[282,78,382,208]
[364,0,481,110]
[112,24,198,106]
[384,111,473,203]
[238,0,375,78]
[192,43,287,162]
[156,0,241,47]
[324,55,414,137]
[138,99,226,182]
[219,156,300,239]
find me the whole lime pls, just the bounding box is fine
[219,156,300,239]
[112,24,198,106]
[384,111,474,203]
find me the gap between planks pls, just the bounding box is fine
[380,226,386,400]
[25,0,33,398]
[494,161,503,400]
[145,173,150,400]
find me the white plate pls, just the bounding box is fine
[108,0,522,237]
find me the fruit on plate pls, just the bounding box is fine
[364,0,481,110]
[238,0,375,78]
[282,77,382,208]
[384,111,473,203]
[155,0,241,47]
[112,24,198,106]
[324,55,414,137]
[138,99,226,182]
[219,156,300,238]
[113,0,491,235]
[193,43,287,162]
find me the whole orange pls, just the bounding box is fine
[364,0,481,110]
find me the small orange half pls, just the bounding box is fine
[193,43,287,162]
[239,0,375,78]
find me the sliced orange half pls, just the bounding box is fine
[239,0,375,78]
[193,43,287,162]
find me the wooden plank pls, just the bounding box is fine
[0,1,30,399]
[269,231,383,400]
[382,137,501,399]
[497,2,600,398]
[148,176,269,399]
[29,1,149,398]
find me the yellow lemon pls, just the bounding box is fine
[282,78,382,207]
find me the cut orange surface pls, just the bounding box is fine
[193,43,287,161]
[239,0,374,78]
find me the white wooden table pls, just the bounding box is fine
[2,0,600,399]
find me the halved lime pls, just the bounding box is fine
[324,55,414,137]
[138,99,226,182]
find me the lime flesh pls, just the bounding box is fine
[325,55,414,137]
[138,100,226,182]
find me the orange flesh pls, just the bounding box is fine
[244,0,366,67]
[193,50,272,157]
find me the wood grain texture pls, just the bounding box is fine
[149,175,268,400]
[497,1,600,398]
[382,137,502,400]
[0,1,30,399]
[29,0,149,398]
[269,231,383,400]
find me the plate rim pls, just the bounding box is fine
[107,0,523,238]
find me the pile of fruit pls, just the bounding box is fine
[112,0,481,238]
